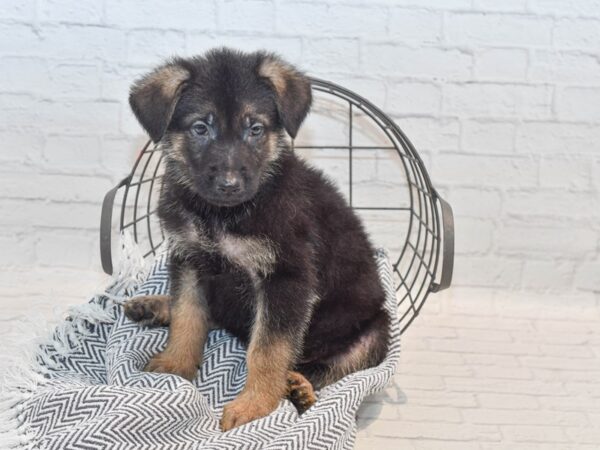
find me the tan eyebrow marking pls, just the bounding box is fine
[240,103,271,127]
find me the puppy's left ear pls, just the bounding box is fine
[129,60,191,143]
[259,55,312,139]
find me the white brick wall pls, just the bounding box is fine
[0,0,599,295]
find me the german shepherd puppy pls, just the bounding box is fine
[124,48,389,431]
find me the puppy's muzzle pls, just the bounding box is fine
[216,172,242,195]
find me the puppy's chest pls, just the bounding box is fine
[173,222,278,278]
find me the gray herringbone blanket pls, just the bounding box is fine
[2,243,400,449]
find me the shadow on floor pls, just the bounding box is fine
[356,378,406,430]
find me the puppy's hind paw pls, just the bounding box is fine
[287,371,316,414]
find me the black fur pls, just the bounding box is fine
[130,48,389,389]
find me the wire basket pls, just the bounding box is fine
[100,78,454,334]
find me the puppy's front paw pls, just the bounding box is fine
[124,295,171,326]
[220,393,278,431]
[144,351,197,381]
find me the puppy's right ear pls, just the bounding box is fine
[129,61,190,143]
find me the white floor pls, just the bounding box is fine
[1,269,599,449]
[356,288,600,450]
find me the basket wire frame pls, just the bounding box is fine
[102,78,453,334]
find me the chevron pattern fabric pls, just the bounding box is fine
[15,249,400,449]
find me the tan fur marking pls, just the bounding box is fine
[254,113,271,125]
[240,104,271,126]
[220,337,293,430]
[219,234,278,278]
[162,132,198,191]
[170,220,215,260]
[319,328,379,388]
[266,132,281,163]
[163,132,187,164]
[247,337,292,399]
[145,270,208,381]
[286,371,317,413]
[220,280,294,430]
[151,65,189,99]
[244,336,293,405]
[258,58,294,96]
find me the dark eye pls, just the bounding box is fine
[191,121,209,137]
[249,123,264,137]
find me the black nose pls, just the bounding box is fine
[216,175,241,195]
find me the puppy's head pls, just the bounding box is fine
[129,48,312,207]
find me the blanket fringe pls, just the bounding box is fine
[0,232,148,449]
